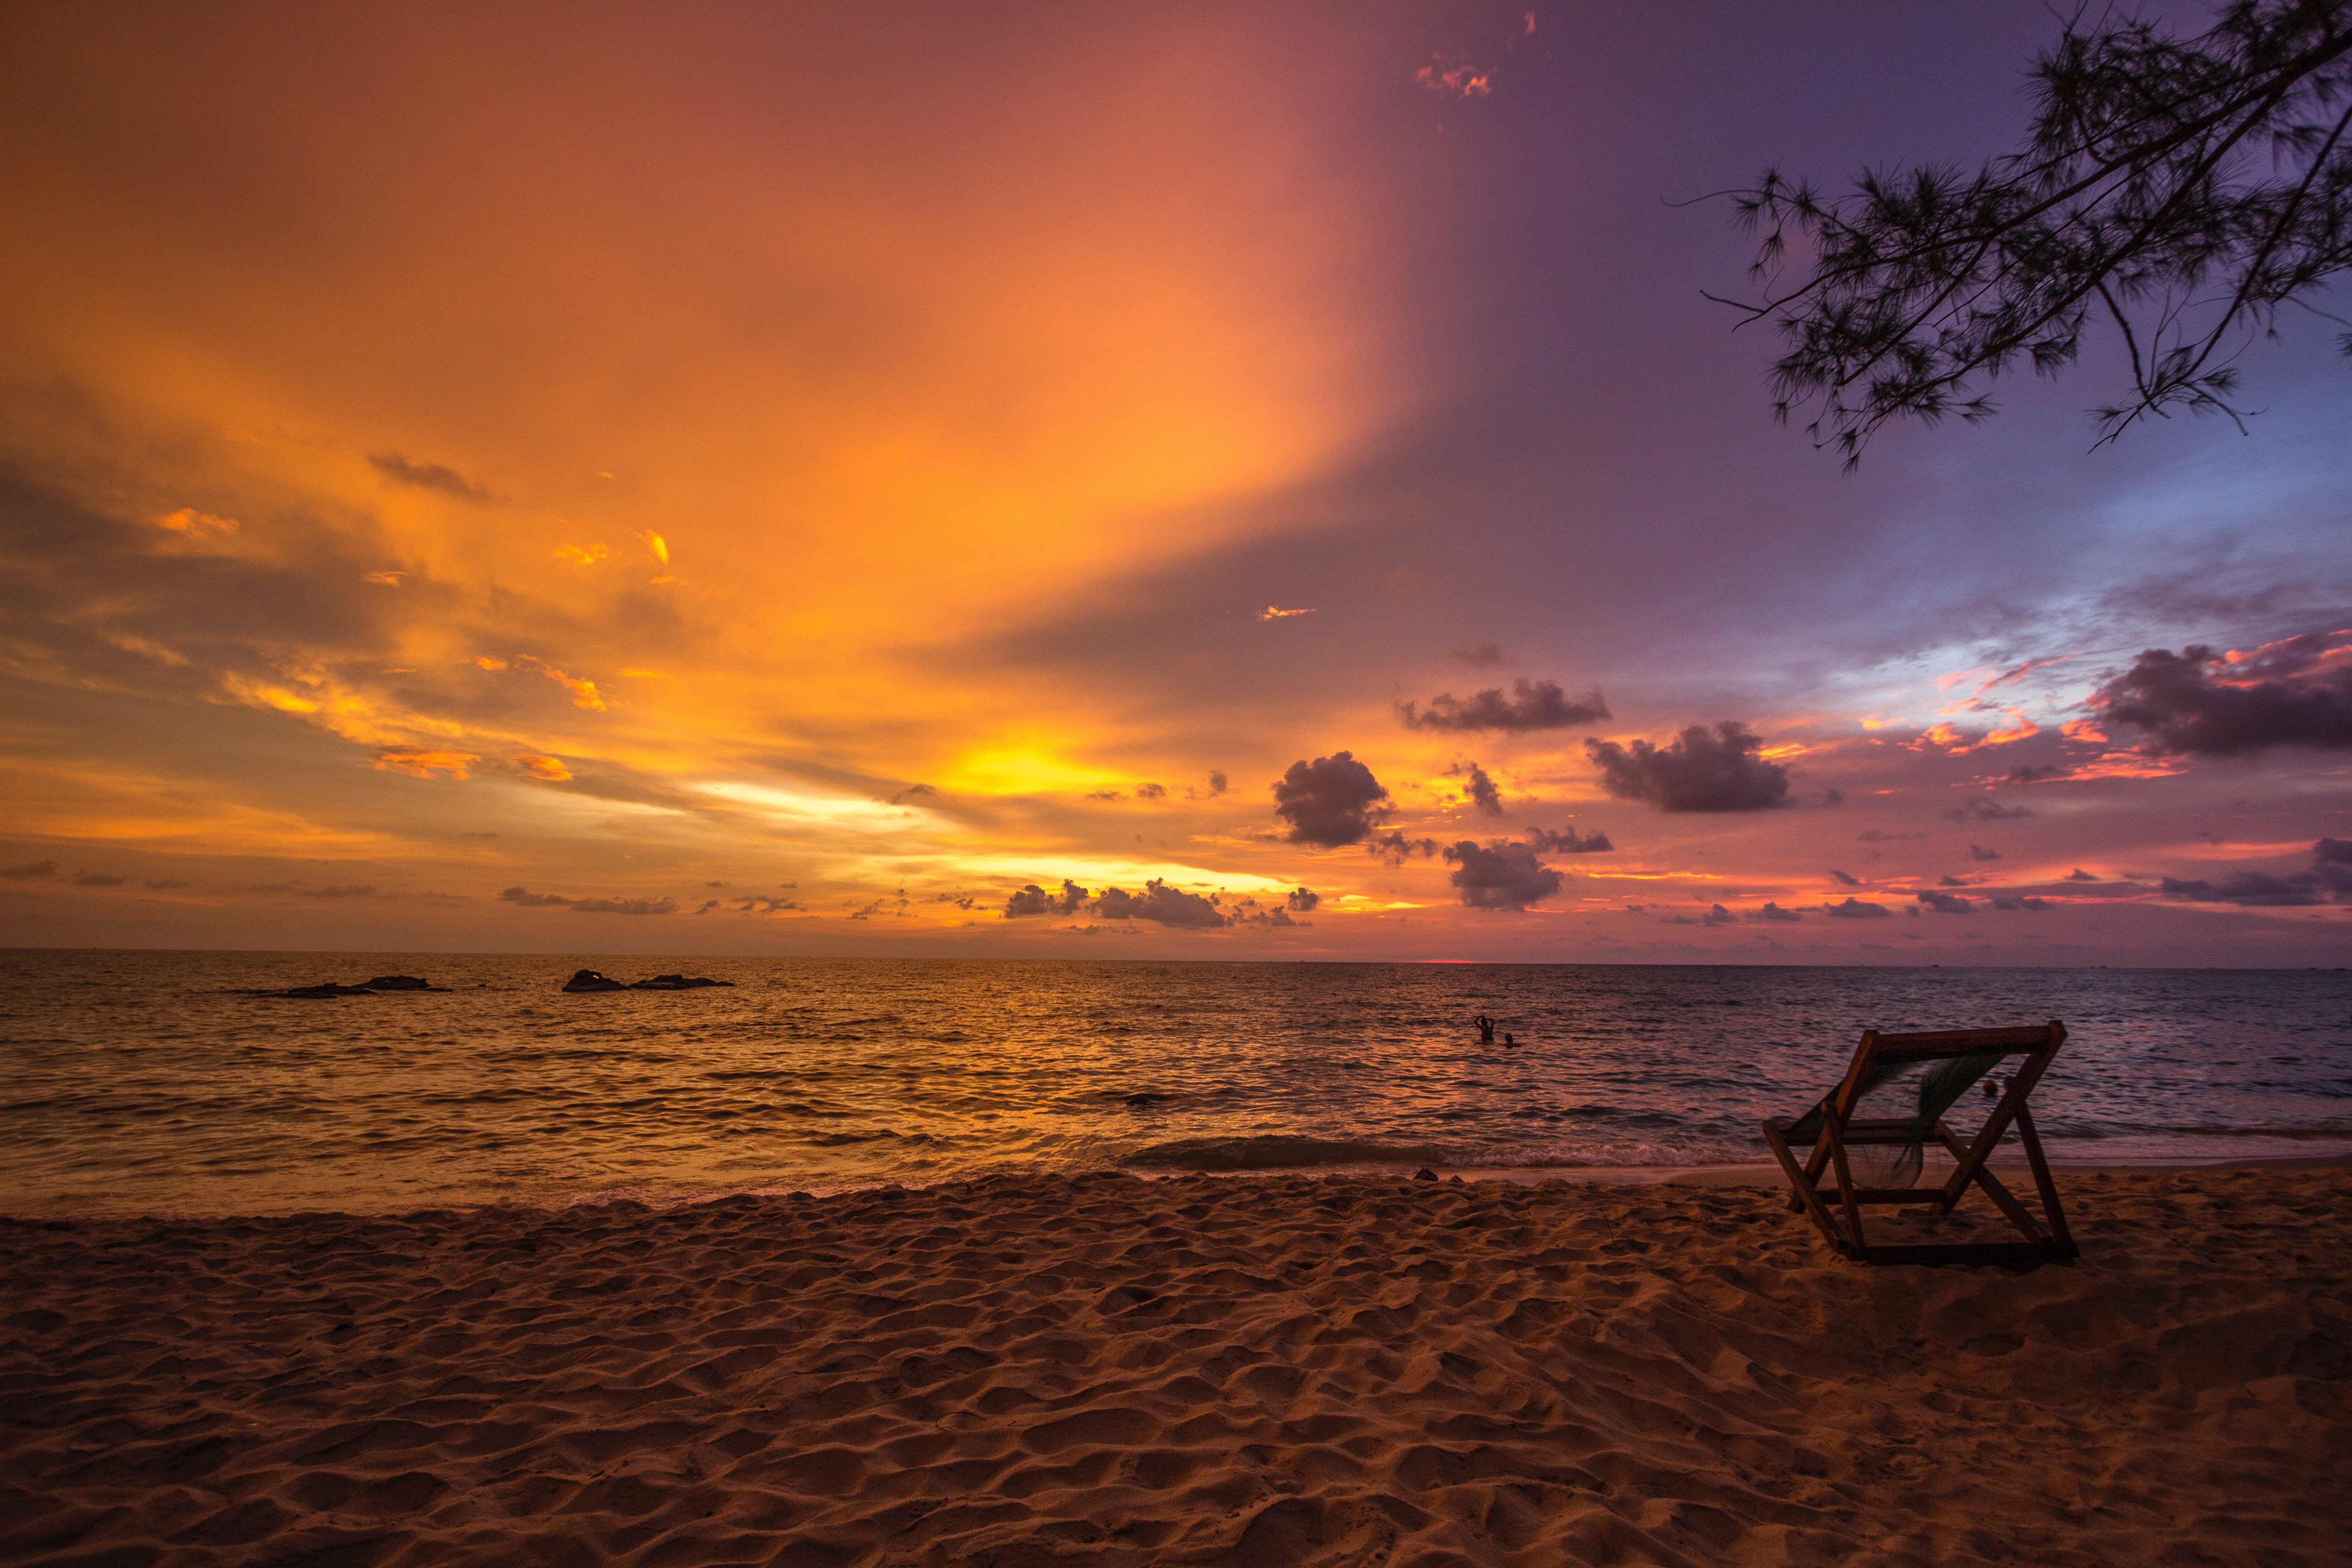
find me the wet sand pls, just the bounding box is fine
[5,1166,2348,1566]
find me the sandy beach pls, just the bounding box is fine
[5,1165,2347,1567]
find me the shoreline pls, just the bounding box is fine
[10,1148,2352,1226]
[6,1164,2346,1566]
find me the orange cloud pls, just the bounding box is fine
[548,671,603,710]
[1414,57,1492,97]
[361,570,405,585]
[475,654,605,710]
[553,543,608,565]
[1984,710,2039,745]
[372,745,478,779]
[156,507,239,539]
[510,753,572,781]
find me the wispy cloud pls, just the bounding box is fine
[368,451,501,504]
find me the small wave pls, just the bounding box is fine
[1123,1135,1449,1171]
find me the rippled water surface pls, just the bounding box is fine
[2,951,2348,1216]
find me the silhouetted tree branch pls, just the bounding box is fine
[1711,0,2352,467]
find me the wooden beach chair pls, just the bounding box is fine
[1760,1021,2076,1267]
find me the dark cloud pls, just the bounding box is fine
[1442,839,1563,911]
[890,783,939,804]
[1450,760,1504,816]
[1206,771,1228,795]
[3,859,61,880]
[1272,750,1390,847]
[1937,875,1969,887]
[1946,798,2033,821]
[1004,879,1090,918]
[2158,871,2331,906]
[1586,721,1789,812]
[1526,826,1612,854]
[1916,890,1974,914]
[2097,636,2352,755]
[1008,877,1232,929]
[575,895,679,915]
[2318,838,2352,865]
[1829,869,1861,886]
[1660,903,1740,927]
[734,896,800,913]
[1093,879,1227,930]
[1399,678,1610,734]
[1823,897,1891,918]
[497,885,676,914]
[1821,787,1846,807]
[1228,891,1314,930]
[2007,763,2069,784]
[1967,843,2002,862]
[2066,868,2100,881]
[304,883,377,898]
[1367,831,1439,866]
[1447,641,1504,666]
[1135,783,1167,800]
[1749,902,1802,923]
[1857,830,1924,842]
[1990,896,2052,911]
[70,870,124,887]
[368,451,501,505]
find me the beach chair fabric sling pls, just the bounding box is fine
[1760,1020,2076,1267]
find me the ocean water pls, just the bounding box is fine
[1,951,2347,1218]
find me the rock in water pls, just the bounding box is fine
[563,969,627,993]
[282,983,373,999]
[628,974,733,990]
[361,975,432,990]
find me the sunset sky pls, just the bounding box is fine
[3,1,2347,964]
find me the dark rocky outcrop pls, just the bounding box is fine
[562,970,733,993]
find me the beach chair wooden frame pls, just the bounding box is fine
[1760,1021,2076,1267]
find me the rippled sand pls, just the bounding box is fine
[5,1168,2348,1566]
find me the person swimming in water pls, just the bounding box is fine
[1474,1014,1495,1043]
[1502,1032,1517,1048]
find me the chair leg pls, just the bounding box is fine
[1821,1118,1869,1258]
[1762,1122,1849,1256]
[2014,1102,2074,1253]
